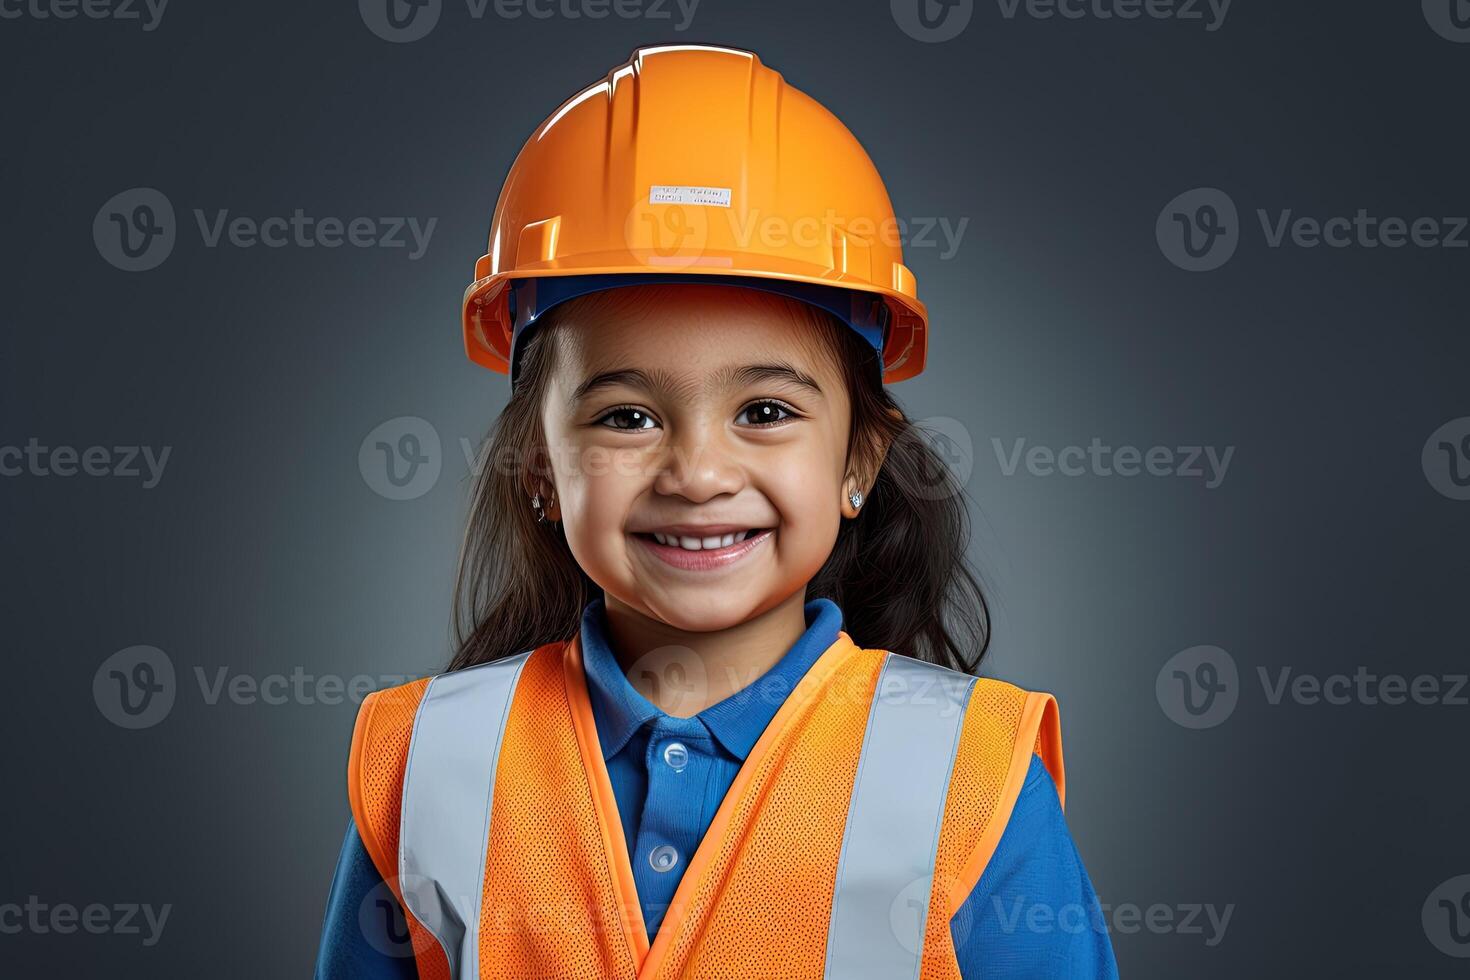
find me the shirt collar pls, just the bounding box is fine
[578,595,844,762]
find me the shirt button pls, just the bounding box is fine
[649,845,679,873]
[662,741,689,771]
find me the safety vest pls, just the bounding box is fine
[347,628,1065,980]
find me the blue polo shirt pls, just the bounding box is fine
[314,597,1118,978]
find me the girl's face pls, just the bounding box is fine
[539,283,859,633]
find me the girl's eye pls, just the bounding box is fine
[595,406,659,431]
[738,400,796,427]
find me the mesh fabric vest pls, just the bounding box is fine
[347,628,1064,980]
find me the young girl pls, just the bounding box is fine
[315,44,1117,979]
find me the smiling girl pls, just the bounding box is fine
[315,44,1117,980]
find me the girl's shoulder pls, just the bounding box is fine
[849,645,1067,810]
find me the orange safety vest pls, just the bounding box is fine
[347,628,1065,979]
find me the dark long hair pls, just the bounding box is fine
[447,284,991,674]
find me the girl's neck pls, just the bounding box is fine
[601,591,812,718]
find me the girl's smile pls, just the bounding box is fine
[632,525,776,572]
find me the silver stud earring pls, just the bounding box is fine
[849,489,863,510]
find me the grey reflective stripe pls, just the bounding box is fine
[825,652,978,980]
[398,651,534,980]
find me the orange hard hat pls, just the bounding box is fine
[462,43,928,385]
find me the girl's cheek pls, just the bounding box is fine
[570,441,654,484]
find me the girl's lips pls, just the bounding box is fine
[633,527,774,572]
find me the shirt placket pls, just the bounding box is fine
[630,713,715,938]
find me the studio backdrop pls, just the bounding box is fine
[1,2,1467,977]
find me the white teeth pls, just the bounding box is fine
[651,529,757,550]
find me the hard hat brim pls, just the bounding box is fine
[463,260,927,386]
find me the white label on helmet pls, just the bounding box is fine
[649,185,732,207]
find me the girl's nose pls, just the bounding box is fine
[651,423,746,503]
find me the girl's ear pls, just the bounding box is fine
[843,406,904,519]
[522,478,560,524]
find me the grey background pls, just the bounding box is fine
[2,1,1467,976]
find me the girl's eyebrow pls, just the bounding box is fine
[569,362,824,407]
